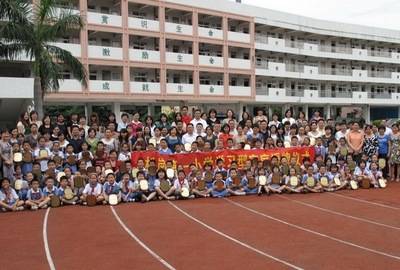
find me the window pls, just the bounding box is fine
[102,71,111,80]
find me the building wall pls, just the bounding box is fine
[2,0,400,122]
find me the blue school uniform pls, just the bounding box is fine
[17,180,29,200]
[0,188,19,206]
[27,188,44,201]
[103,182,120,195]
[316,173,332,183]
[43,186,58,197]
[241,177,258,194]
[301,174,317,185]
[211,180,228,198]
[22,162,33,177]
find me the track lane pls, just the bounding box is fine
[172,198,400,270]
[114,201,291,270]
[0,211,48,270]
[47,206,164,270]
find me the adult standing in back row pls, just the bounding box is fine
[346,121,364,164]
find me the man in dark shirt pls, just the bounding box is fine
[68,125,83,153]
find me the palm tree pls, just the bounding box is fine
[0,0,87,117]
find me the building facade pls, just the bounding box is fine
[3,0,400,125]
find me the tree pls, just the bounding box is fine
[0,0,87,117]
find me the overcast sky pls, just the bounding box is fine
[237,0,399,30]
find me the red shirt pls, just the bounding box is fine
[182,115,192,125]
[219,133,233,148]
[129,121,143,138]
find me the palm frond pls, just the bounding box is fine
[35,49,63,92]
[0,42,30,60]
[34,0,59,25]
[0,0,31,24]
[41,11,83,42]
[46,44,88,87]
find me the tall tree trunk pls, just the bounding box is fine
[33,76,44,117]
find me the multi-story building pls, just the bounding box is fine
[2,0,400,126]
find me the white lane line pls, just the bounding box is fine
[328,193,400,211]
[279,195,400,231]
[43,208,56,270]
[110,206,176,270]
[226,198,400,261]
[168,201,304,270]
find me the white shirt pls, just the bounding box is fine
[384,127,393,137]
[83,183,103,196]
[0,188,18,202]
[34,147,51,171]
[182,133,197,145]
[282,117,296,125]
[335,130,348,141]
[118,151,131,161]
[190,118,208,130]
[173,178,190,190]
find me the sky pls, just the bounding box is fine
[237,0,400,30]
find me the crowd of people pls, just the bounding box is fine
[0,106,396,211]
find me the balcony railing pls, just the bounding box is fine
[367,50,391,58]
[319,67,352,76]
[255,88,400,101]
[368,92,392,99]
[285,40,304,49]
[286,89,304,97]
[367,70,392,78]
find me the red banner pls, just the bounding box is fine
[131,147,315,172]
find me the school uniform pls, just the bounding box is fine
[267,174,282,189]
[27,188,44,201]
[213,168,227,178]
[43,186,58,197]
[154,178,172,190]
[119,180,141,202]
[103,182,121,195]
[34,147,51,172]
[202,171,214,189]
[77,151,94,168]
[173,178,190,198]
[82,183,103,196]
[354,167,371,177]
[21,151,34,176]
[211,179,228,198]
[64,153,78,173]
[0,188,19,206]
[301,174,317,185]
[316,173,333,184]
[50,151,64,161]
[17,180,29,200]
[241,177,258,194]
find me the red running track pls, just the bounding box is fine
[2,184,400,270]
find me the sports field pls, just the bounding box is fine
[2,183,400,270]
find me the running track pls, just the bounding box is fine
[1,183,400,270]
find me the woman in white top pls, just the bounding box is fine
[268,113,280,127]
[282,109,296,125]
[253,108,268,124]
[16,112,30,135]
[101,128,119,153]
[29,111,42,129]
[222,109,237,126]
